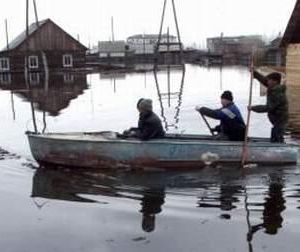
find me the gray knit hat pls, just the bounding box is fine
[137,98,153,112]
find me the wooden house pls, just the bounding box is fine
[207,35,264,65]
[281,0,300,86]
[98,41,128,58]
[281,0,300,137]
[127,34,178,55]
[0,19,87,73]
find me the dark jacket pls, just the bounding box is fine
[132,111,165,140]
[252,71,289,125]
[200,102,246,141]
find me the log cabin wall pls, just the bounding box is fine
[0,19,87,73]
[287,84,300,137]
[17,21,85,52]
[286,44,300,86]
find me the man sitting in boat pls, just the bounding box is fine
[195,91,246,141]
[122,98,165,140]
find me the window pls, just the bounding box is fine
[29,72,40,85]
[0,73,11,84]
[0,57,10,71]
[63,73,74,83]
[63,54,73,67]
[28,56,39,69]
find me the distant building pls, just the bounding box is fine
[127,34,179,54]
[264,36,285,66]
[98,40,128,58]
[207,34,264,64]
[207,35,264,54]
[0,18,88,73]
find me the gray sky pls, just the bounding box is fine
[0,0,297,49]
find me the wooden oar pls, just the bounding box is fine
[200,112,215,136]
[241,51,255,167]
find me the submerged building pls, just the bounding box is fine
[98,40,129,58]
[127,34,179,55]
[0,18,88,73]
[207,34,264,64]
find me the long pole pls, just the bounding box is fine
[33,0,39,24]
[25,0,29,77]
[32,0,49,89]
[171,0,183,61]
[244,187,253,252]
[241,51,255,167]
[111,16,115,42]
[5,19,9,50]
[171,0,182,46]
[156,0,167,57]
[26,0,38,133]
[200,113,215,136]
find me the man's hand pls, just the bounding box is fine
[195,105,201,112]
[123,129,130,135]
[212,125,221,133]
[247,106,253,111]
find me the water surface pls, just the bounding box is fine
[0,65,299,252]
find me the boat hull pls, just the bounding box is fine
[26,132,299,169]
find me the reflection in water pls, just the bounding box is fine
[247,174,285,240]
[100,72,126,93]
[198,184,243,213]
[0,72,88,117]
[0,72,12,85]
[31,165,290,240]
[154,64,185,131]
[32,169,98,203]
[196,171,286,251]
[31,167,166,232]
[28,72,41,86]
[140,188,165,232]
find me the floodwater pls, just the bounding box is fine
[0,64,300,252]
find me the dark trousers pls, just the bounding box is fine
[271,124,286,143]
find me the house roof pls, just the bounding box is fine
[281,0,300,47]
[127,34,176,40]
[2,18,87,52]
[207,35,262,42]
[266,37,283,49]
[6,20,48,50]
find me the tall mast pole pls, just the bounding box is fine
[5,19,9,50]
[111,16,115,42]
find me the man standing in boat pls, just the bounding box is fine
[249,71,288,143]
[195,91,246,141]
[122,98,165,140]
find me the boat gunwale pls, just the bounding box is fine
[26,132,299,149]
